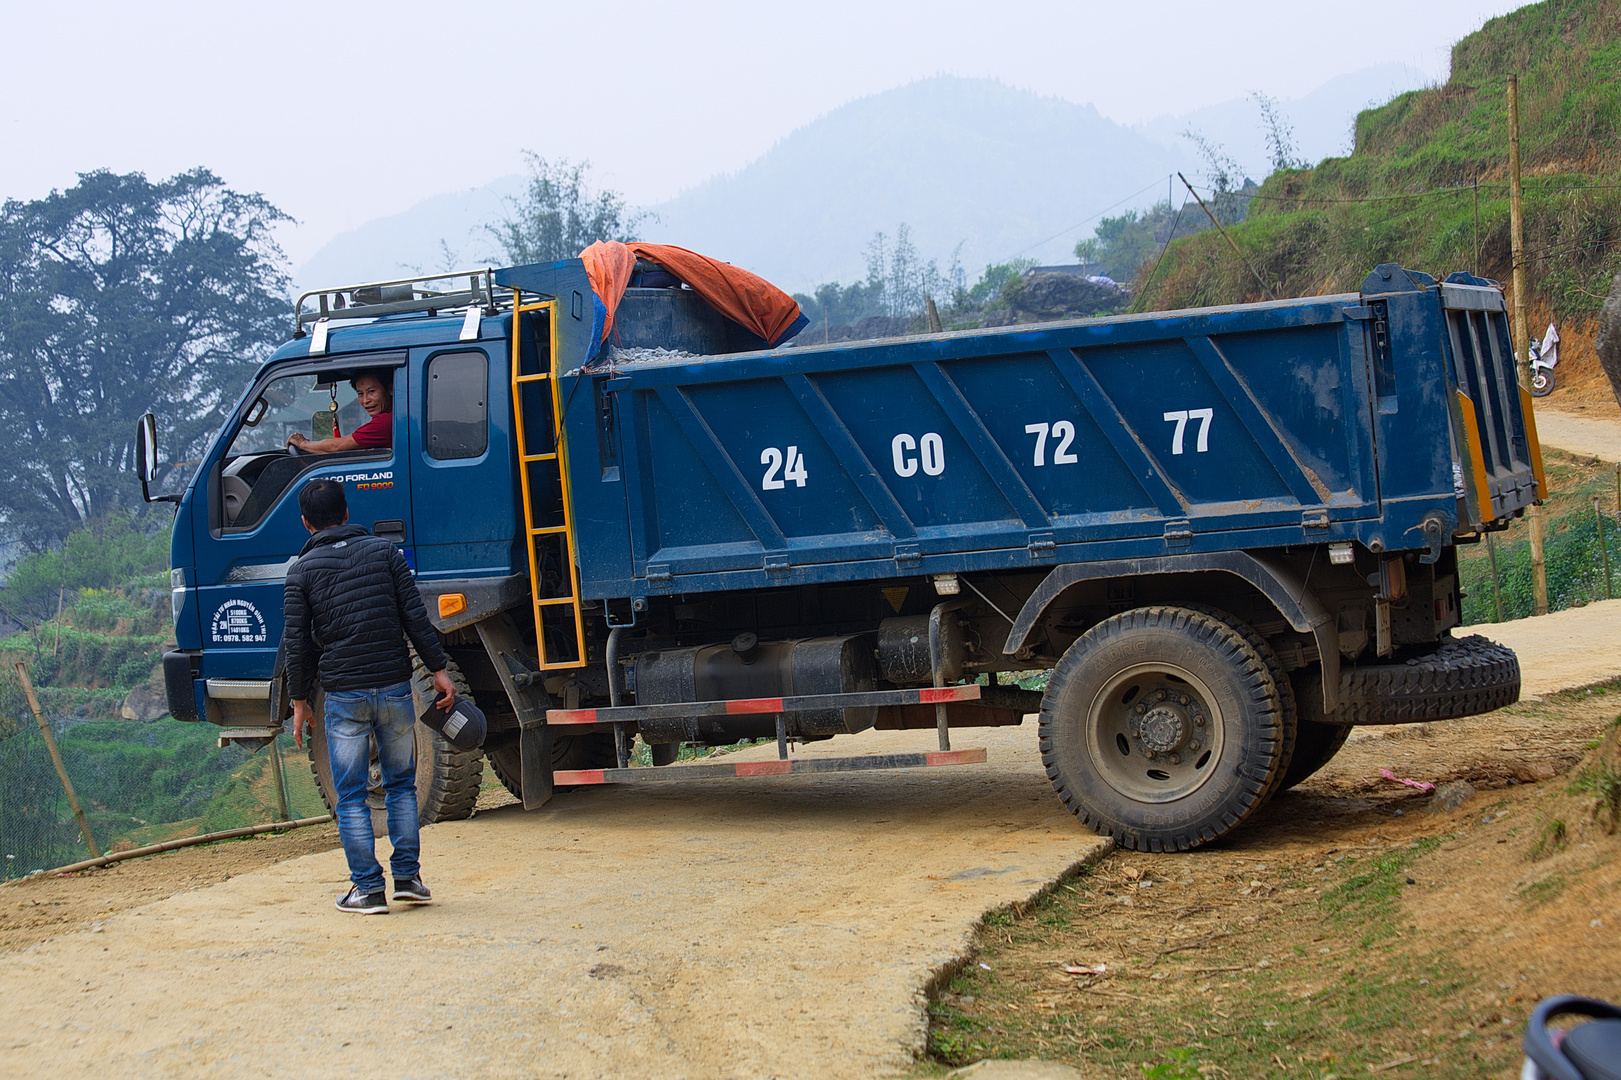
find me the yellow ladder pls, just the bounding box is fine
[510,291,587,670]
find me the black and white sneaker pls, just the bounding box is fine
[335,886,389,914]
[392,876,432,903]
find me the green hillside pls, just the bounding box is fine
[0,522,324,876]
[1140,0,1621,326]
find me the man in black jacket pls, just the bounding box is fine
[284,479,456,914]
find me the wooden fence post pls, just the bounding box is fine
[15,661,101,859]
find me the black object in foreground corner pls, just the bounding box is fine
[1522,995,1621,1080]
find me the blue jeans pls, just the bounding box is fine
[324,682,419,893]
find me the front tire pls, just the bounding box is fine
[306,655,484,832]
[1531,369,1554,397]
[1038,606,1287,852]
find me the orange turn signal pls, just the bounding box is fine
[438,593,467,619]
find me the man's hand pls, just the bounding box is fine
[432,670,456,711]
[291,699,315,748]
[286,432,308,450]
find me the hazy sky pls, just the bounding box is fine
[4,0,1527,266]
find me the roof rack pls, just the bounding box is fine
[292,268,502,337]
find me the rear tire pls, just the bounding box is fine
[1179,604,1297,804]
[486,731,619,801]
[1278,670,1353,790]
[1038,606,1287,852]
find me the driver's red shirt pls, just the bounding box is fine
[351,412,392,449]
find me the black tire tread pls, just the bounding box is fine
[1179,604,1298,803]
[409,650,484,822]
[1038,605,1286,853]
[1330,634,1520,725]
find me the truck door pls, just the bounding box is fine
[192,357,414,682]
[406,344,521,583]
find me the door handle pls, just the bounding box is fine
[373,519,406,544]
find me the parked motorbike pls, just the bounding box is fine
[1521,995,1621,1080]
[1530,323,1560,398]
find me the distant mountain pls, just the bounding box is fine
[295,175,523,290]
[296,68,1432,295]
[638,77,1186,291]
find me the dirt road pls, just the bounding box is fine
[1531,406,1621,463]
[7,590,1621,1078]
[1474,597,1621,697]
[0,725,1107,1080]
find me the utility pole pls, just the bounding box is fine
[1508,74,1549,616]
[1508,75,1530,389]
[1485,533,1504,622]
[1178,173,1275,300]
[269,735,292,822]
[1472,177,1480,277]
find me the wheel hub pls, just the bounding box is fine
[1135,705,1188,753]
[1088,667,1224,804]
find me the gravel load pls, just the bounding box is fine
[605,346,703,365]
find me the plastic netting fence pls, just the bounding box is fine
[1463,510,1621,625]
[0,713,325,881]
[0,726,79,876]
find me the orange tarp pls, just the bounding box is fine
[579,241,804,349]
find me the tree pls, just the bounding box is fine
[1074,202,1209,284]
[0,169,290,547]
[1180,129,1253,226]
[1251,91,1306,173]
[864,224,955,317]
[487,153,645,265]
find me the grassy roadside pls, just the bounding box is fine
[907,684,1621,1079]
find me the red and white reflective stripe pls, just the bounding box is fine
[726,697,784,714]
[919,686,976,704]
[553,768,607,785]
[543,682,985,726]
[924,749,984,766]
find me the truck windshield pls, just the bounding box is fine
[219,373,378,530]
[228,375,365,455]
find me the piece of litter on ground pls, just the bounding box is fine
[1063,964,1107,975]
[978,962,992,970]
[1378,768,1436,792]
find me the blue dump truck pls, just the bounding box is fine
[137,259,1537,851]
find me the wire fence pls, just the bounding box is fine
[1463,505,1621,626]
[0,710,324,880]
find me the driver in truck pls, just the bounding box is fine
[286,369,392,453]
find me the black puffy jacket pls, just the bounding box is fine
[282,523,449,700]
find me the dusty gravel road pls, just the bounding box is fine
[0,725,1108,1080]
[1530,407,1621,463]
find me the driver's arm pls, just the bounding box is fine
[287,432,360,454]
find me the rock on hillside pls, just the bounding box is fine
[1596,269,1621,407]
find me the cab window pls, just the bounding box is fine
[424,351,488,460]
[219,369,391,530]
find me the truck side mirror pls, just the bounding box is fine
[136,413,158,484]
[135,413,179,504]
